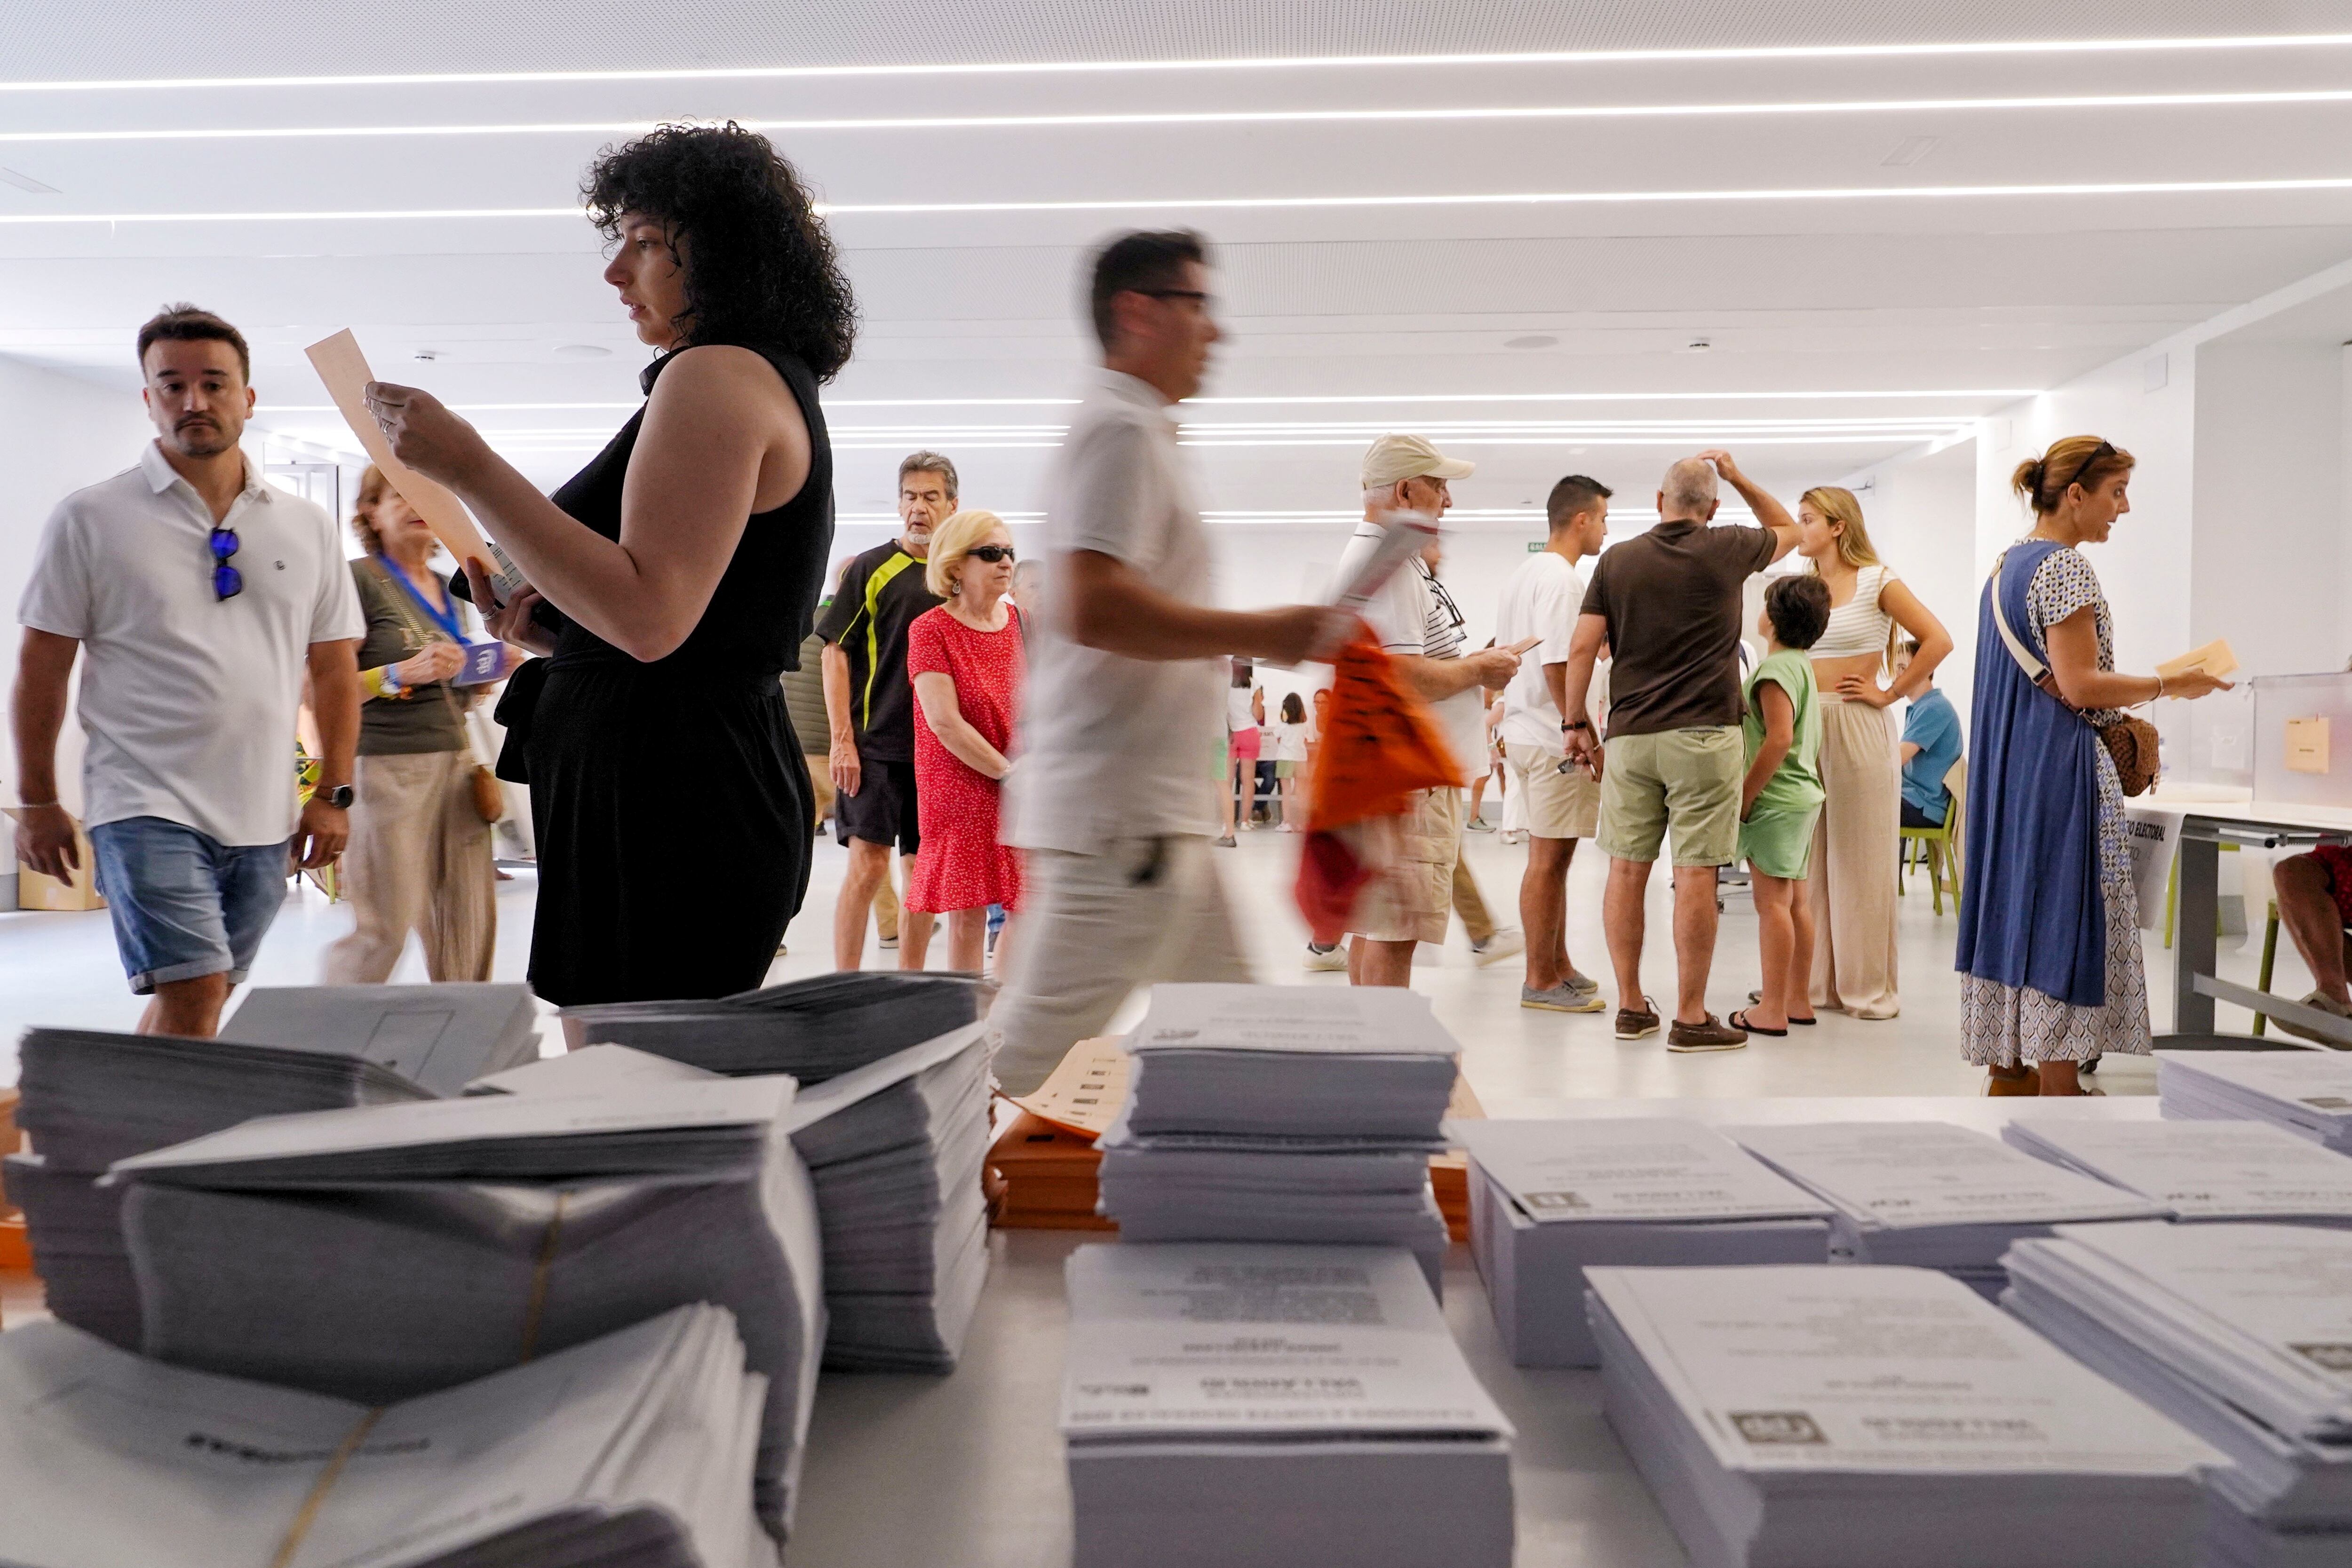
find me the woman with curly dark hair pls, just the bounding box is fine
[365,123,852,1004]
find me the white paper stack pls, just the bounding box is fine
[2004,1221,2352,1568]
[2003,1117,2352,1224]
[1456,1119,1836,1366]
[9,1024,443,1348]
[219,982,542,1096]
[1724,1122,2166,1294]
[2159,1050,2352,1153]
[560,971,983,1080]
[1060,1242,1514,1568]
[110,1079,821,1544]
[1589,1264,2220,1568]
[1094,986,1458,1287]
[0,1303,774,1568]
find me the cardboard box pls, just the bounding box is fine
[11,814,103,912]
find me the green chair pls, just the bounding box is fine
[1897,760,1966,915]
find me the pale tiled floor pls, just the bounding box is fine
[0,818,2299,1097]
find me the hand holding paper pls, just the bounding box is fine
[304,330,529,604]
[2156,637,2240,685]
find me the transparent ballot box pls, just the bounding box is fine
[2251,670,2352,810]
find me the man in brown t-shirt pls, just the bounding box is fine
[1560,450,1798,1050]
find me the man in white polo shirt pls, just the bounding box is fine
[1331,434,1525,988]
[1495,473,1613,1013]
[12,305,364,1036]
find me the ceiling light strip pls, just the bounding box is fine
[13,88,2352,143]
[21,177,2352,226]
[3,32,2349,93]
[254,391,2032,414]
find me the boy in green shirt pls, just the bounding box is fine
[1732,575,1830,1036]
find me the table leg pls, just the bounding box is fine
[2173,834,2219,1036]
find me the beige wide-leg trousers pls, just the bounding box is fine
[324,750,498,984]
[1807,696,1902,1019]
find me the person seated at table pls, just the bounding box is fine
[2273,845,2352,1043]
[1895,636,1962,829]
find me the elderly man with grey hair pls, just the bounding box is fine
[1559,449,1798,1050]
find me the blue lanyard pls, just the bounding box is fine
[387,563,466,643]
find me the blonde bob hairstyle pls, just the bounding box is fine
[1797,486,1882,571]
[924,509,1011,598]
[349,463,399,556]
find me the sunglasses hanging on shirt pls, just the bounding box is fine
[210,526,242,601]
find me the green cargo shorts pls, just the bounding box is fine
[1597,726,1743,868]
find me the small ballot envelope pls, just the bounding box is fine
[449,640,507,687]
[2155,638,2240,683]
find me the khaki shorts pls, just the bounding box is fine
[1598,726,1743,868]
[1349,785,1462,946]
[1504,743,1600,839]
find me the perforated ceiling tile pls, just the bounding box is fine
[8,0,2350,80]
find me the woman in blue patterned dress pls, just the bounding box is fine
[1956,436,2232,1095]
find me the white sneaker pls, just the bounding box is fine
[1303,942,1348,972]
[1470,928,1526,967]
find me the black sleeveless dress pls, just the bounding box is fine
[524,342,831,1004]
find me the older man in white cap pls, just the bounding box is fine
[1326,434,1527,988]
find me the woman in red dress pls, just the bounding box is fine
[906,509,1026,974]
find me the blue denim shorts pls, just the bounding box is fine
[87,816,290,994]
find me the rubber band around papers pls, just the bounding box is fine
[517,1192,571,1362]
[267,1408,384,1568]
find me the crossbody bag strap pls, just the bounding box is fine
[1989,547,2081,711]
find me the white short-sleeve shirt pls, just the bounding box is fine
[1008,370,1220,852]
[16,442,366,846]
[1333,520,1484,783]
[1494,549,1586,754]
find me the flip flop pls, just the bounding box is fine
[1786,1014,1817,1026]
[1728,1009,1787,1037]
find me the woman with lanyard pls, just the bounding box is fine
[364,124,849,1004]
[324,465,506,984]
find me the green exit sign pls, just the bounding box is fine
[1527,541,1542,552]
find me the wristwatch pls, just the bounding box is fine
[318,784,356,810]
[1562,719,1592,733]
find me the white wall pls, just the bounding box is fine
[1833,440,1980,723]
[0,356,154,820]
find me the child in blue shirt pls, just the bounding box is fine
[1896,637,1963,828]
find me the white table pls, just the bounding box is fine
[786,1096,2160,1568]
[2129,799,2352,1049]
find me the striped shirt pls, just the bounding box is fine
[1812,562,1899,658]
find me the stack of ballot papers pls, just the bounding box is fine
[2159,1050,2352,1153]
[1094,985,1458,1287]
[1060,1242,1514,1568]
[784,1025,993,1372]
[1589,1264,2220,1568]
[2003,1117,2352,1223]
[481,1032,993,1373]
[108,1077,822,1543]
[219,982,542,1094]
[1724,1121,2165,1294]
[9,1025,445,1348]
[560,971,981,1080]
[1456,1119,1836,1367]
[0,1303,773,1568]
[2003,1222,2352,1568]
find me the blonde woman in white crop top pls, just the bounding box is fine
[1787,485,1953,1020]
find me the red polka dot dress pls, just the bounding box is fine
[906,603,1025,915]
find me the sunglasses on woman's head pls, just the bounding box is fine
[967,544,1016,564]
[210,525,243,601]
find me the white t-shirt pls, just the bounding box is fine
[1334,521,1483,784]
[1009,370,1221,852]
[1225,685,1258,733]
[1271,719,1310,763]
[16,444,365,847]
[1494,549,1586,755]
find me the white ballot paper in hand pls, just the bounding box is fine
[304,329,529,603]
[1290,509,1439,664]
